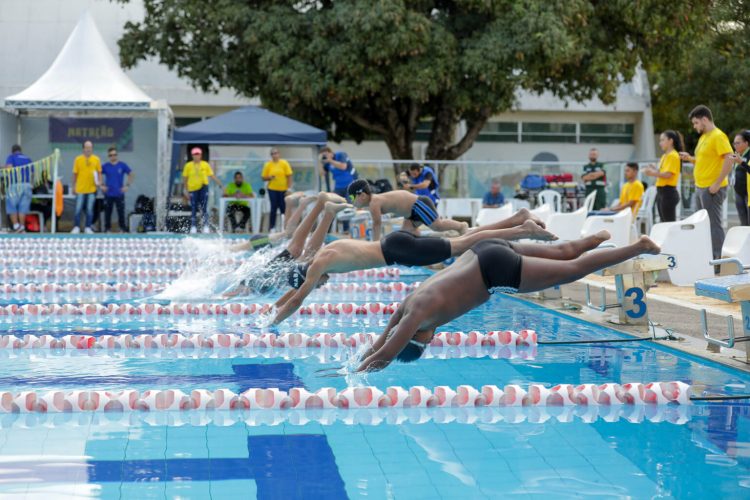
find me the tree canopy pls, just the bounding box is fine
[118,0,709,160]
[651,1,750,149]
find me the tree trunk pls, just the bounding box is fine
[383,134,414,179]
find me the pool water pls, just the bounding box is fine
[0,237,749,499]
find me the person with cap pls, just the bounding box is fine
[346,179,467,240]
[182,147,223,234]
[269,209,558,325]
[355,233,659,372]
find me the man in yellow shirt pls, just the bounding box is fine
[679,105,734,259]
[261,148,293,231]
[71,140,102,234]
[182,147,223,234]
[610,162,644,216]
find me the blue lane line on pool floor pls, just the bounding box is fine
[0,362,305,392]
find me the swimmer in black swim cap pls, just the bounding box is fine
[356,232,662,372]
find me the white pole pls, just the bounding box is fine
[51,148,59,234]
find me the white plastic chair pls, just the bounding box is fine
[580,209,633,247]
[510,199,531,211]
[635,186,657,235]
[721,226,750,266]
[441,198,482,223]
[537,190,562,212]
[546,207,588,241]
[475,203,514,227]
[649,210,714,286]
[583,191,597,212]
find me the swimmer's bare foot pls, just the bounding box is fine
[325,201,354,214]
[522,220,557,241]
[592,230,611,245]
[517,208,546,229]
[458,221,469,234]
[322,192,347,204]
[299,194,318,208]
[637,235,661,255]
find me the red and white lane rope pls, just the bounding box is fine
[0,329,537,352]
[0,250,190,259]
[0,268,182,283]
[0,404,692,428]
[0,301,402,321]
[0,257,236,269]
[0,282,166,296]
[0,381,691,413]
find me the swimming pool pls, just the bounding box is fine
[0,235,748,499]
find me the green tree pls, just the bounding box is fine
[651,0,750,149]
[118,0,709,163]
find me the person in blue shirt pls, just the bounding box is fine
[482,181,506,208]
[406,163,440,203]
[99,147,134,232]
[319,146,357,198]
[4,145,33,232]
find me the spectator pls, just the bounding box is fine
[182,147,223,234]
[680,105,734,259]
[3,145,33,232]
[261,148,293,231]
[609,162,644,215]
[100,147,134,233]
[731,130,750,226]
[482,181,506,208]
[582,148,607,210]
[643,130,683,223]
[405,163,440,203]
[319,146,356,199]
[71,140,101,234]
[223,171,255,232]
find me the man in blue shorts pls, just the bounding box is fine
[4,145,33,232]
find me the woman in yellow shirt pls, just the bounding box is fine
[261,148,293,230]
[644,130,683,222]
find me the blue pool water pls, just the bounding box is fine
[0,237,749,499]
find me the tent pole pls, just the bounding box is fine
[51,148,59,233]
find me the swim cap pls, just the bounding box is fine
[287,263,309,289]
[346,179,370,200]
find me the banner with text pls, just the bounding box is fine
[49,118,134,151]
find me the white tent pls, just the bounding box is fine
[3,12,172,230]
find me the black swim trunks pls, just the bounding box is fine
[406,195,439,227]
[470,239,522,294]
[270,249,294,264]
[380,230,451,266]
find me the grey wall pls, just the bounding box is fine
[18,116,158,211]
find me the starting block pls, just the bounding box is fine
[694,258,750,361]
[585,254,672,328]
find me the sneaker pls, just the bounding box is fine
[202,226,210,234]
[71,226,80,234]
[84,227,94,234]
[189,226,197,234]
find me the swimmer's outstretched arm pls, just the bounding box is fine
[273,288,297,309]
[229,240,255,253]
[356,310,420,372]
[359,305,403,360]
[271,261,326,325]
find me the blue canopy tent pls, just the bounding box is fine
[169,106,328,230]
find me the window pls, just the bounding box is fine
[521,122,577,143]
[580,123,634,144]
[476,122,519,142]
[415,121,432,142]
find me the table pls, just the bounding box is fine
[219,197,268,233]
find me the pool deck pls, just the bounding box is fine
[525,275,750,374]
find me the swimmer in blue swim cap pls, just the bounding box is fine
[356,233,661,372]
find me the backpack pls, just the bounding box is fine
[373,179,393,194]
[520,174,547,190]
[134,195,154,214]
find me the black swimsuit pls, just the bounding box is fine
[406,196,439,227]
[380,231,452,266]
[470,239,522,294]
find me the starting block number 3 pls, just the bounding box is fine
[624,287,647,319]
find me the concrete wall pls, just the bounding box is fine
[18,116,158,209]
